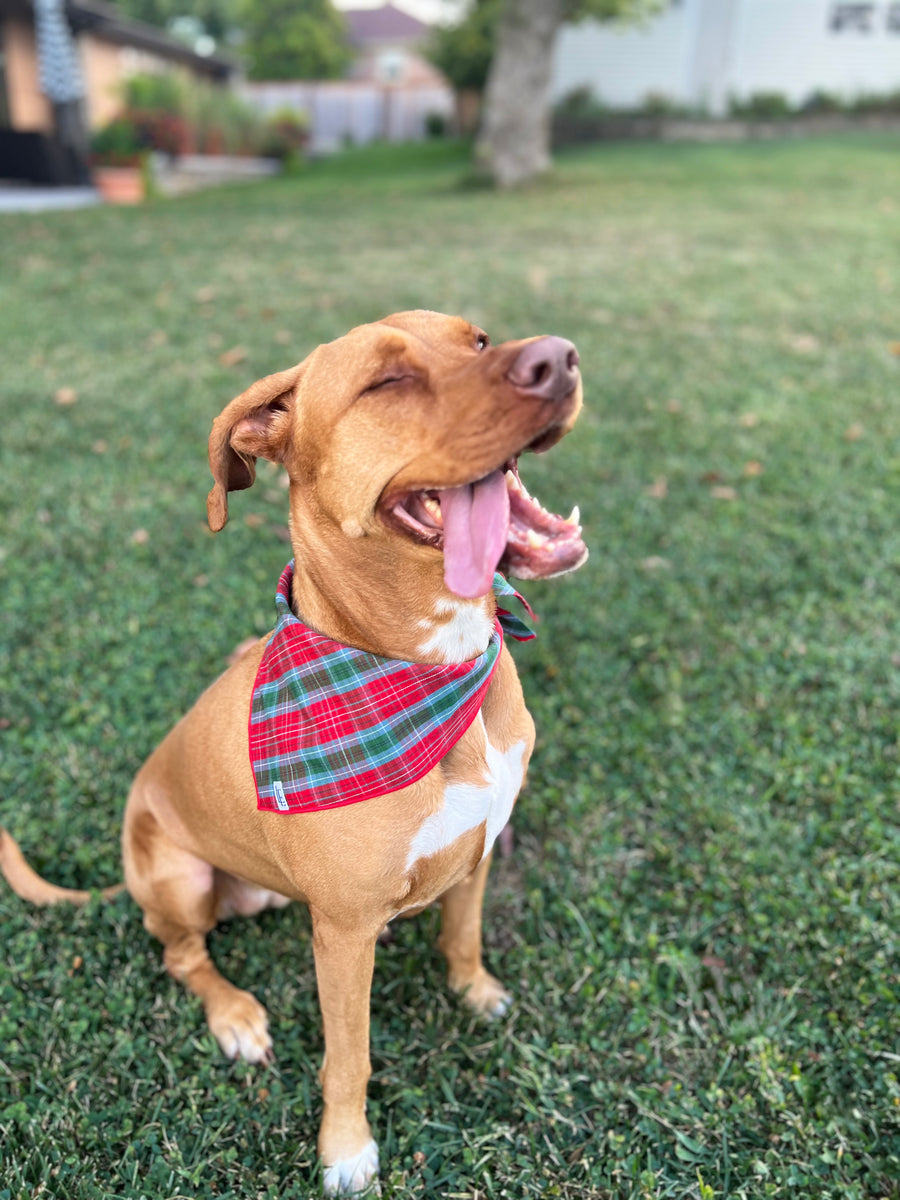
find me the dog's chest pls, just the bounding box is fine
[404,714,527,871]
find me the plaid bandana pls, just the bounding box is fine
[250,561,535,814]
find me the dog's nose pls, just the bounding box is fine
[506,337,580,401]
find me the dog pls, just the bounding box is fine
[1,310,587,1194]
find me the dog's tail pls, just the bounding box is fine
[0,828,125,906]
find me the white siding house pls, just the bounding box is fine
[553,0,900,114]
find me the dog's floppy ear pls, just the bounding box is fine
[207,362,306,532]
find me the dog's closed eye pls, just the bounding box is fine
[362,371,417,395]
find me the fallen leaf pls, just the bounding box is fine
[274,329,291,345]
[244,513,264,528]
[665,398,682,414]
[699,470,724,484]
[743,460,764,477]
[527,265,549,294]
[219,346,248,367]
[193,574,209,588]
[888,341,900,356]
[641,556,671,571]
[710,485,738,501]
[130,528,149,545]
[194,285,216,304]
[92,439,108,455]
[786,332,820,354]
[273,524,292,543]
[844,423,864,442]
[738,412,759,428]
[54,386,77,406]
[148,329,168,347]
[647,476,668,499]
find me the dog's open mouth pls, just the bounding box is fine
[386,458,587,599]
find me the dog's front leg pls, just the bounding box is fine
[311,910,380,1195]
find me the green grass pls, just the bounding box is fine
[2,135,900,1199]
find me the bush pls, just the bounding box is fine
[799,88,844,115]
[728,91,793,120]
[259,108,309,162]
[122,72,184,114]
[554,86,608,120]
[90,117,147,165]
[425,111,447,138]
[128,109,192,157]
[848,88,900,114]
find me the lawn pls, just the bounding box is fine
[1,135,899,1199]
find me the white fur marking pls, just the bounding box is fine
[322,1138,380,1196]
[404,717,526,871]
[417,598,493,663]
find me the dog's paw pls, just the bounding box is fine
[454,968,513,1020]
[322,1138,380,1196]
[207,988,273,1064]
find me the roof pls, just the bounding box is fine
[343,4,428,46]
[65,0,236,79]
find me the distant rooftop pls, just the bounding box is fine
[343,4,429,45]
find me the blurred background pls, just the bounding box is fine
[2,3,899,1199]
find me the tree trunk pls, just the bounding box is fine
[476,0,564,188]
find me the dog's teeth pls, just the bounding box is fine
[505,469,522,494]
[526,529,547,547]
[567,505,580,526]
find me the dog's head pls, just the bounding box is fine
[208,310,587,599]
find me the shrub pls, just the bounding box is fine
[128,109,192,157]
[122,72,184,114]
[728,91,793,120]
[90,117,147,165]
[799,88,844,115]
[554,86,608,120]
[425,111,448,138]
[259,108,310,162]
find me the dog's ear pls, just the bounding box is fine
[207,362,306,532]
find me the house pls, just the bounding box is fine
[241,3,454,152]
[0,0,235,184]
[343,2,446,88]
[552,0,900,115]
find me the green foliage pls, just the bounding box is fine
[2,134,900,1198]
[121,70,184,113]
[427,0,500,93]
[89,116,146,164]
[238,0,351,81]
[729,91,793,121]
[114,0,239,42]
[563,0,664,22]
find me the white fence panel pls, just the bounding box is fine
[240,81,455,151]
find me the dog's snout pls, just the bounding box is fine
[506,337,580,402]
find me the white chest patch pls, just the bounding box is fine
[417,597,494,663]
[404,717,527,872]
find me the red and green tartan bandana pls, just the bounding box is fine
[249,561,535,814]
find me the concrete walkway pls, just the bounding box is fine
[0,185,100,214]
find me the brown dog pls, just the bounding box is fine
[1,311,587,1194]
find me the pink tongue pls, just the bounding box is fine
[439,469,510,598]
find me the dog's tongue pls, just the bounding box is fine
[439,469,510,598]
